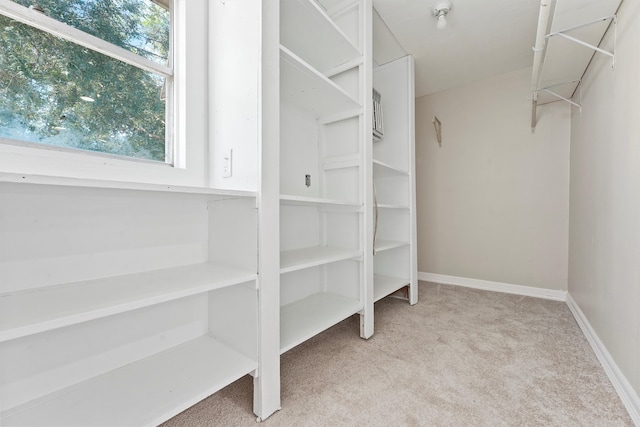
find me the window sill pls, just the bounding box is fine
[0,172,256,199]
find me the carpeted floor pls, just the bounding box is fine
[163,282,634,426]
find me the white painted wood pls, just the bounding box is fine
[280,292,362,353]
[374,274,409,302]
[280,46,360,119]
[372,159,409,177]
[1,184,211,293]
[322,154,361,170]
[0,173,256,199]
[207,0,261,191]
[375,175,410,207]
[372,55,417,305]
[377,202,410,210]
[281,0,360,74]
[279,0,369,347]
[374,239,409,253]
[1,295,209,410]
[253,0,282,418]
[280,194,362,209]
[1,335,257,427]
[0,263,257,343]
[280,246,362,274]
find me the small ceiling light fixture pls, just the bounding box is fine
[433,0,452,30]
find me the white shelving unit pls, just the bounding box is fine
[0,2,420,424]
[371,55,417,305]
[0,176,260,426]
[279,0,372,350]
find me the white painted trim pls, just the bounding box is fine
[566,294,640,425]
[418,272,567,301]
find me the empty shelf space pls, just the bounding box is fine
[280,246,362,274]
[373,159,409,177]
[280,292,362,353]
[374,274,410,302]
[322,154,361,171]
[374,239,409,253]
[280,46,360,119]
[1,335,257,427]
[280,194,362,209]
[0,172,256,200]
[0,263,258,342]
[281,0,360,74]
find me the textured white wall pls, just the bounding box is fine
[568,0,640,401]
[416,67,571,290]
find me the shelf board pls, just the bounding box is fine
[373,159,409,178]
[280,292,362,353]
[0,172,256,199]
[1,335,257,427]
[281,0,360,74]
[322,154,361,171]
[377,203,410,210]
[280,194,362,210]
[374,239,409,253]
[280,246,362,274]
[374,274,410,302]
[280,46,360,119]
[0,263,258,343]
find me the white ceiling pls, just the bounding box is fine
[373,0,542,98]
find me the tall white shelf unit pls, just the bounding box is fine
[0,174,262,426]
[372,55,418,305]
[0,2,421,424]
[279,0,374,350]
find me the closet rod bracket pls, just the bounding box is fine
[545,14,617,69]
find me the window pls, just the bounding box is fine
[0,0,172,163]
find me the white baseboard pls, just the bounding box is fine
[418,271,639,423]
[566,294,640,425]
[418,272,567,301]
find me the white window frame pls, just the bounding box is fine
[0,0,208,186]
[0,0,174,164]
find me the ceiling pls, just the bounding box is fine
[373,0,542,98]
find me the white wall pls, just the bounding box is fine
[568,0,640,409]
[416,67,571,290]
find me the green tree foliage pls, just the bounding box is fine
[0,0,169,161]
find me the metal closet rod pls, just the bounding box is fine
[530,10,617,132]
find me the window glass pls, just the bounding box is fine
[0,15,167,161]
[11,0,170,64]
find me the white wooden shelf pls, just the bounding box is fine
[0,263,258,343]
[280,0,360,74]
[280,194,362,210]
[377,203,410,210]
[0,172,256,199]
[280,292,362,353]
[280,46,360,119]
[1,335,257,427]
[374,239,409,253]
[280,246,362,274]
[373,159,409,178]
[374,274,409,302]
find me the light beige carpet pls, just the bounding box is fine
[163,282,634,426]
